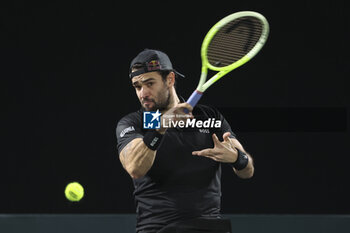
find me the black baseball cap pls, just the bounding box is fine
[129,49,185,79]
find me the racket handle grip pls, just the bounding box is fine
[184,90,203,113]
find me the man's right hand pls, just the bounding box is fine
[157,103,194,134]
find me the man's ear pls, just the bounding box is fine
[167,71,176,87]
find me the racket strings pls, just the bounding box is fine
[207,17,263,67]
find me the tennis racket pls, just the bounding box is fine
[186,11,269,108]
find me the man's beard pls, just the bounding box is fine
[142,87,171,112]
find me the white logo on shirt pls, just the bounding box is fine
[199,129,210,133]
[120,126,135,138]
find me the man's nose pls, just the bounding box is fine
[140,86,150,99]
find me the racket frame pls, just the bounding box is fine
[186,11,269,108]
[199,11,269,92]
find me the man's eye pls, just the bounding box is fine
[134,86,141,90]
[147,82,153,87]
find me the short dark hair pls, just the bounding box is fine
[158,70,171,82]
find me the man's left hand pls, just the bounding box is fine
[192,132,238,163]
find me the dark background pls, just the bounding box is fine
[2,1,349,214]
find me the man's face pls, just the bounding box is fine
[131,72,170,111]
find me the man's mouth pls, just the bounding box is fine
[142,99,155,107]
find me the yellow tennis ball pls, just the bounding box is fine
[65,182,84,202]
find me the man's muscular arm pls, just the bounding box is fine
[119,138,156,179]
[119,103,193,179]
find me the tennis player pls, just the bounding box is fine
[116,49,254,233]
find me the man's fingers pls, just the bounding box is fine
[212,133,221,147]
[193,149,222,162]
[177,102,193,113]
[192,148,217,157]
[223,132,231,142]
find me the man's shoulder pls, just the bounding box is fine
[117,109,143,127]
[195,104,216,111]
[194,104,222,118]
